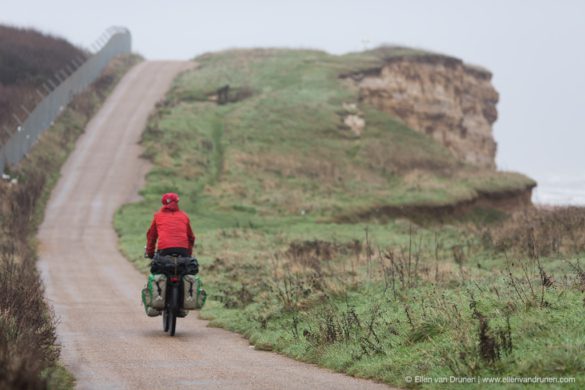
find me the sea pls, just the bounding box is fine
[532,174,585,206]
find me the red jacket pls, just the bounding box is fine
[146,203,195,257]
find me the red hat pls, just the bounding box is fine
[161,193,180,205]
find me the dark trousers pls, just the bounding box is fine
[159,247,189,257]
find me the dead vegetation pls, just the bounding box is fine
[442,296,514,376]
[0,24,85,142]
[480,206,585,258]
[0,54,139,388]
[0,162,60,386]
[203,217,585,385]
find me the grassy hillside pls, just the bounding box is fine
[115,49,583,388]
[0,24,85,142]
[140,48,532,222]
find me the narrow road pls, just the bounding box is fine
[37,61,391,389]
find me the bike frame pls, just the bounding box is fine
[162,264,184,336]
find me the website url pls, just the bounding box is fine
[482,376,576,384]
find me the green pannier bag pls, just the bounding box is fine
[144,273,166,310]
[141,286,161,317]
[183,274,207,310]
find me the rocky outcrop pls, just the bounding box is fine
[343,55,499,169]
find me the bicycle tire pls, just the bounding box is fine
[163,308,169,332]
[170,286,179,336]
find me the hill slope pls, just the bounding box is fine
[113,49,585,388]
[0,24,84,141]
[139,48,534,223]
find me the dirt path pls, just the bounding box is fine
[37,61,392,389]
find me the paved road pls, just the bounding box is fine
[37,61,392,389]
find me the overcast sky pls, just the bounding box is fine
[2,0,584,182]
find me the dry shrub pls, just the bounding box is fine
[566,260,585,292]
[207,257,263,309]
[0,175,59,388]
[0,254,59,389]
[265,240,360,313]
[485,207,585,258]
[302,303,386,359]
[0,24,85,141]
[0,25,83,86]
[286,239,360,272]
[442,294,513,377]
[0,55,137,388]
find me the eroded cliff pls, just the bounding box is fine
[343,54,499,169]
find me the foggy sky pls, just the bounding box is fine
[2,0,584,183]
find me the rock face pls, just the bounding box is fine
[344,55,499,169]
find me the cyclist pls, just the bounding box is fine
[143,192,195,318]
[146,192,195,259]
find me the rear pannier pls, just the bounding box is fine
[147,273,167,310]
[183,274,207,310]
[141,286,161,316]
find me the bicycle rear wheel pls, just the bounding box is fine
[163,308,170,332]
[169,286,179,336]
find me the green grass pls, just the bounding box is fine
[114,49,583,388]
[139,48,531,221]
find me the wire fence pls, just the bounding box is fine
[0,26,132,175]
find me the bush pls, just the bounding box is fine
[484,207,585,258]
[0,24,85,142]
